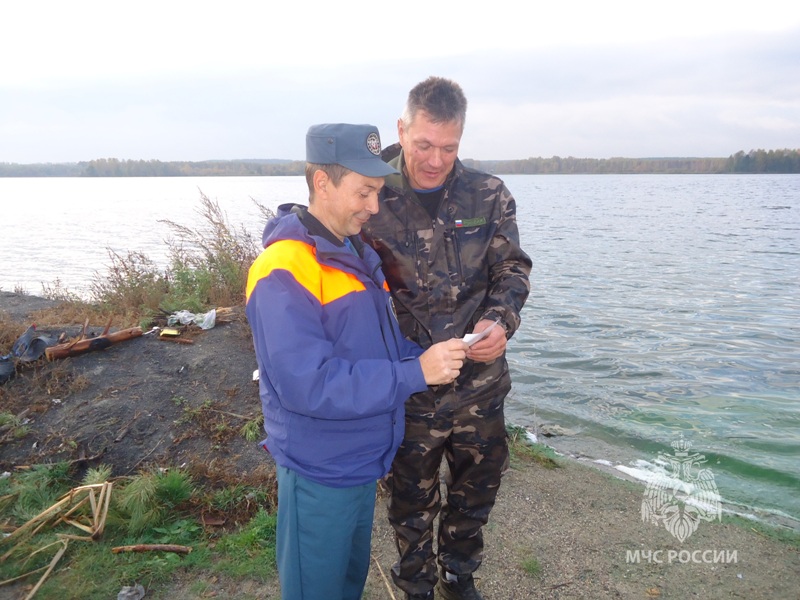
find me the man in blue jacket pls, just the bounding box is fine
[246,123,469,600]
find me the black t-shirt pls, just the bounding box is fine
[416,187,445,220]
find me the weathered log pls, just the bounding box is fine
[45,327,143,360]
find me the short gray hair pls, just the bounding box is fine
[400,76,467,130]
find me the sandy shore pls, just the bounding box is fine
[363,453,800,599]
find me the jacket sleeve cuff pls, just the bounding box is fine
[400,356,428,394]
[481,311,512,338]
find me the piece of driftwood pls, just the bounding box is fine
[111,544,192,555]
[45,327,143,360]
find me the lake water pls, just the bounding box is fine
[1,174,799,528]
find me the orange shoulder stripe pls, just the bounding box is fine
[246,239,366,304]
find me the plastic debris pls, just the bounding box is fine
[0,356,14,385]
[117,583,146,600]
[1,324,62,385]
[167,309,216,330]
[11,324,60,362]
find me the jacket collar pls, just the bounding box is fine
[270,203,365,256]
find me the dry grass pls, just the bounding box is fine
[4,192,272,333]
[0,312,25,349]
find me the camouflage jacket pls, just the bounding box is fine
[362,144,532,403]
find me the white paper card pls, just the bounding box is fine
[462,320,500,347]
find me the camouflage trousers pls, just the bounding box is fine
[386,388,508,595]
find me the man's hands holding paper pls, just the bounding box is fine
[464,319,507,363]
[419,319,508,386]
[419,338,468,385]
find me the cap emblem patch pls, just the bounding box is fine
[366,132,381,156]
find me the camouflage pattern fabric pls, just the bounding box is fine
[362,144,532,408]
[385,389,508,594]
[362,144,531,594]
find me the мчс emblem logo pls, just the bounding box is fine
[641,435,722,542]
[366,132,381,156]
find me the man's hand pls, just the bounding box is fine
[419,338,468,385]
[466,319,507,363]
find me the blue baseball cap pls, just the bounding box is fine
[306,123,398,177]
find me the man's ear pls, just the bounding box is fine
[313,169,329,196]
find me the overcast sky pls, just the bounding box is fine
[2,0,799,163]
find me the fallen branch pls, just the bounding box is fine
[111,544,192,555]
[1,495,74,558]
[371,555,397,600]
[0,565,48,587]
[46,327,143,360]
[1,483,113,561]
[23,539,69,600]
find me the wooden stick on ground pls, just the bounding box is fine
[371,555,397,600]
[95,482,113,538]
[0,565,48,587]
[111,544,192,555]
[23,539,68,600]
[1,483,112,562]
[1,496,74,560]
[100,316,113,337]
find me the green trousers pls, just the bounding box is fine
[276,466,377,600]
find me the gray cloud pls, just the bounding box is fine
[1,29,798,163]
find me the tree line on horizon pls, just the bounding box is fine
[1,148,799,177]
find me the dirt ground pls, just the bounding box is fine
[1,291,799,599]
[0,291,269,485]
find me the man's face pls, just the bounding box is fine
[314,170,384,240]
[397,110,462,190]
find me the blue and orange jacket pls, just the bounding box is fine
[245,204,426,487]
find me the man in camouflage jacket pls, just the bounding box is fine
[361,77,532,600]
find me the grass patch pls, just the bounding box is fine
[507,424,559,469]
[0,463,278,600]
[241,416,265,442]
[88,192,270,325]
[0,411,30,443]
[520,554,542,578]
[213,508,277,580]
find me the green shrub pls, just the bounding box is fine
[114,468,194,535]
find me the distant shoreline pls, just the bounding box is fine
[2,148,800,176]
